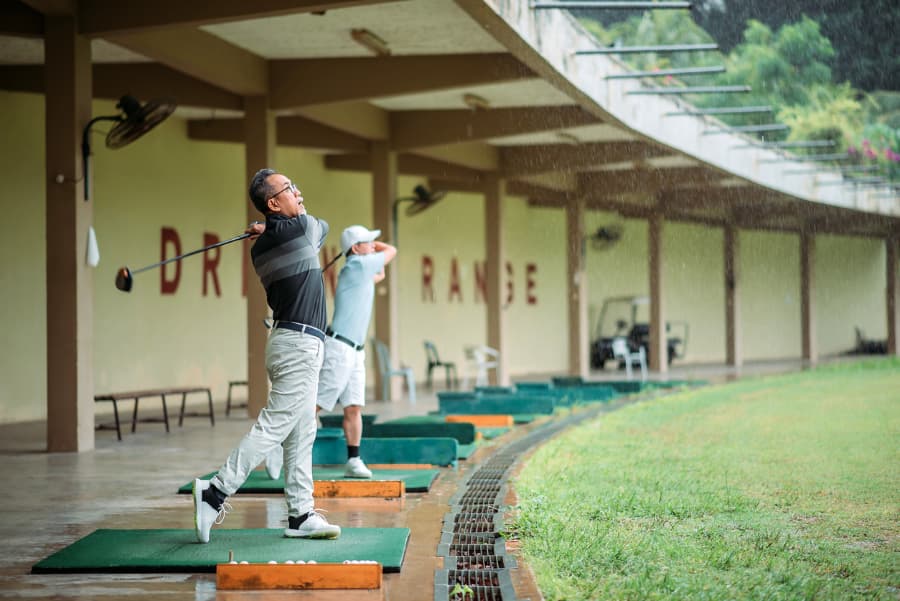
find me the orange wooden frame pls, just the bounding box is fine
[216,562,382,590]
[445,414,514,427]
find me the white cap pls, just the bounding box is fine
[340,225,381,256]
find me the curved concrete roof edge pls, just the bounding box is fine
[456,0,900,220]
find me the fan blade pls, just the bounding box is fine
[106,98,176,149]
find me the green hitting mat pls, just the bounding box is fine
[177,468,440,494]
[32,527,410,574]
[380,416,510,442]
[457,442,477,459]
[437,394,555,416]
[365,421,477,444]
[314,436,458,466]
[478,427,510,439]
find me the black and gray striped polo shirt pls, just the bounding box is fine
[251,213,329,331]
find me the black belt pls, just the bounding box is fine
[273,321,325,342]
[326,328,364,351]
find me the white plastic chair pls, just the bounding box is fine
[612,337,647,381]
[462,345,499,389]
[372,338,416,404]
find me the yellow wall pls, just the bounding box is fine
[0,89,894,425]
[0,92,46,422]
[815,235,886,356]
[740,230,802,360]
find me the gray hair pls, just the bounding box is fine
[249,168,277,215]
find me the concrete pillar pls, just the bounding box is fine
[648,213,667,373]
[887,236,899,356]
[484,173,508,385]
[724,224,742,366]
[244,96,275,417]
[566,196,589,379]
[800,230,817,364]
[44,17,94,452]
[371,141,400,399]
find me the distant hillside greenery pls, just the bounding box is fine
[578,9,900,182]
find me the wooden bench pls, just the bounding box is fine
[94,386,214,441]
[225,380,248,416]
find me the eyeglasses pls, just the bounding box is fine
[266,182,298,202]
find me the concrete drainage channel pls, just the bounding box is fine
[434,405,611,601]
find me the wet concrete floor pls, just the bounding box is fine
[0,360,819,600]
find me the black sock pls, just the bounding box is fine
[203,484,227,510]
[347,445,360,459]
[288,514,310,529]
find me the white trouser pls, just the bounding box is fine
[211,328,323,518]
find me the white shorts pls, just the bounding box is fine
[316,335,366,412]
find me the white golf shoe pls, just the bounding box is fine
[284,510,341,539]
[344,457,372,479]
[192,479,230,544]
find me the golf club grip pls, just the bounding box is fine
[131,232,252,275]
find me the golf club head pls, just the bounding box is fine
[115,267,133,292]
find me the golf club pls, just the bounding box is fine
[115,232,252,292]
[116,231,345,293]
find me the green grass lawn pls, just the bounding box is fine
[509,358,900,600]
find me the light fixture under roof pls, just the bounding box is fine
[351,28,391,56]
[463,93,490,110]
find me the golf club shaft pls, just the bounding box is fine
[322,251,343,272]
[131,232,252,275]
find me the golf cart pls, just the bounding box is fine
[590,295,688,369]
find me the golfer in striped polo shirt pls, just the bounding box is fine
[192,169,341,543]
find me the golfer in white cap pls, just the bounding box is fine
[266,225,396,480]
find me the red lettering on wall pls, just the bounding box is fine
[160,226,181,295]
[448,257,463,302]
[202,232,222,297]
[505,261,513,305]
[474,261,486,303]
[525,263,537,305]
[321,245,340,298]
[422,255,435,302]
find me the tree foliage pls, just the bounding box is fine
[705,18,833,109]
[577,9,899,182]
[689,0,900,91]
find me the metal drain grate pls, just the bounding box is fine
[453,503,500,513]
[436,404,613,601]
[458,490,502,504]
[447,543,499,557]
[447,569,502,587]
[451,555,507,570]
[453,519,498,533]
[442,584,504,601]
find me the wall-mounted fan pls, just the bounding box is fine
[588,224,624,251]
[403,184,447,217]
[81,95,177,200]
[392,185,446,245]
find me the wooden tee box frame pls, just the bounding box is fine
[217,561,382,590]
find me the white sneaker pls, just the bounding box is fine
[265,447,283,480]
[344,457,372,479]
[192,479,230,544]
[284,510,341,539]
